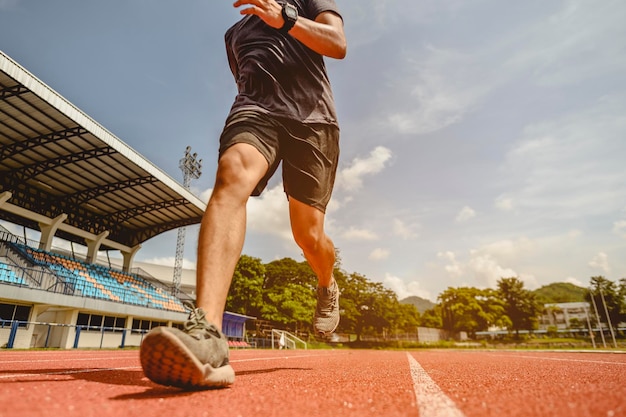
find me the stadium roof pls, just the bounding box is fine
[0,50,206,250]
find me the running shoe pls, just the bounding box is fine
[313,278,340,338]
[140,302,234,389]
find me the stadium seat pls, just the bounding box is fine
[8,243,185,311]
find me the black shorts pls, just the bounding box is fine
[219,110,340,212]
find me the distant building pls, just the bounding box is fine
[539,302,591,330]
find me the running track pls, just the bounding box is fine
[1,349,625,417]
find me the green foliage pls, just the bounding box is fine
[225,253,626,341]
[261,282,316,331]
[586,276,623,326]
[420,306,443,329]
[225,255,264,317]
[438,287,507,337]
[261,258,316,332]
[619,278,626,324]
[336,272,419,339]
[533,282,587,304]
[226,255,423,337]
[497,277,541,335]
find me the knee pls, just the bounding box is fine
[215,152,248,188]
[213,145,267,196]
[293,226,328,255]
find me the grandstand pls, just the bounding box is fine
[0,51,253,349]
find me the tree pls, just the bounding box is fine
[420,306,443,329]
[335,272,418,340]
[394,302,421,334]
[618,278,626,327]
[261,258,317,332]
[497,277,541,337]
[225,255,264,317]
[224,253,445,340]
[438,287,506,338]
[337,272,378,340]
[263,257,316,290]
[262,282,316,332]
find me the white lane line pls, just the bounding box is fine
[0,356,136,364]
[231,351,349,364]
[0,366,141,380]
[494,353,626,366]
[407,353,467,417]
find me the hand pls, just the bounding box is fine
[233,0,284,29]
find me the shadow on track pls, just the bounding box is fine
[110,366,312,400]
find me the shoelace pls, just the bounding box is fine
[182,301,222,338]
[318,285,338,315]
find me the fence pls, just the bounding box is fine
[271,329,308,349]
[0,319,148,349]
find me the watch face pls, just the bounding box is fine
[286,5,297,19]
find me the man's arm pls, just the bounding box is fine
[233,0,347,59]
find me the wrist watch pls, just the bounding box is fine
[280,3,298,34]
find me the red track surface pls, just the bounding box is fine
[1,349,625,417]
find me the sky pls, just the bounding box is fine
[1,0,625,302]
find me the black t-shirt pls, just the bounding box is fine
[224,0,342,125]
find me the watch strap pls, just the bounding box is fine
[279,3,297,34]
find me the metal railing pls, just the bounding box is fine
[271,329,308,350]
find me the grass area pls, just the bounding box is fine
[319,337,626,351]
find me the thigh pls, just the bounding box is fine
[219,110,282,196]
[215,141,269,198]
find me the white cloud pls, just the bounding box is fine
[504,0,626,86]
[495,195,514,211]
[246,185,292,240]
[565,276,584,287]
[339,1,394,47]
[369,248,390,261]
[613,220,626,238]
[588,252,610,274]
[383,273,433,301]
[501,94,626,220]
[142,256,196,270]
[194,149,393,246]
[434,238,542,289]
[336,146,392,192]
[437,251,462,278]
[392,218,419,240]
[0,220,23,236]
[386,44,494,135]
[341,227,378,241]
[475,238,535,262]
[198,187,212,204]
[455,206,476,223]
[467,253,518,289]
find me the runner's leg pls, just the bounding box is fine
[288,197,335,287]
[196,142,268,329]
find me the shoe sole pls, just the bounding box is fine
[316,326,339,340]
[140,327,235,390]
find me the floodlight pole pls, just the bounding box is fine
[172,146,202,297]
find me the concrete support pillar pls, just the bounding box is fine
[38,214,67,251]
[0,191,11,205]
[85,231,109,263]
[121,244,141,272]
